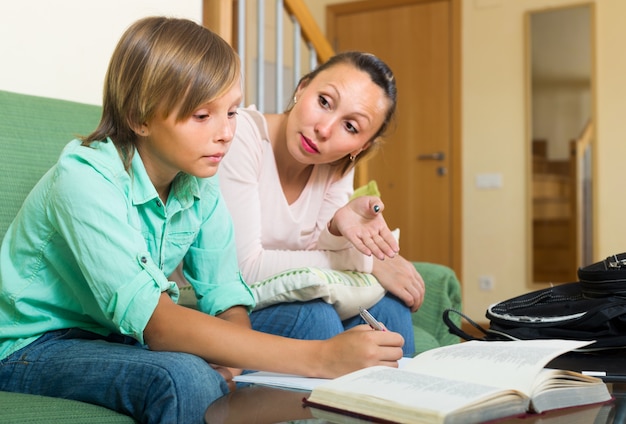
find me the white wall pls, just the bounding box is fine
[0,0,202,105]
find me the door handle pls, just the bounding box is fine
[417,152,445,161]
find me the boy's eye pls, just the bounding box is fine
[228,110,239,118]
[193,113,209,120]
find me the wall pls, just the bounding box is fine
[595,0,626,268]
[0,0,202,105]
[531,6,591,160]
[3,0,626,321]
[533,85,591,159]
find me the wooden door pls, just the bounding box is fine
[327,0,461,272]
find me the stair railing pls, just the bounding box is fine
[203,0,334,113]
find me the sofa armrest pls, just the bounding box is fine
[412,262,463,354]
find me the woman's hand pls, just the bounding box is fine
[328,196,399,260]
[372,255,425,312]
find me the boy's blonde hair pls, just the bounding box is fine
[83,16,241,169]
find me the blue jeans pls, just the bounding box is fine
[0,328,227,423]
[251,293,415,356]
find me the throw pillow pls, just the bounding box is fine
[249,267,385,320]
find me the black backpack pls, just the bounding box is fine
[444,253,626,350]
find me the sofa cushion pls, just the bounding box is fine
[0,90,101,241]
[0,391,135,423]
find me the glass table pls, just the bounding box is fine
[205,383,626,423]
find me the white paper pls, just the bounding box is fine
[234,357,413,391]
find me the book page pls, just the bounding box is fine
[308,366,528,421]
[403,339,592,395]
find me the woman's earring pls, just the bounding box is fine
[349,154,356,162]
[293,95,298,105]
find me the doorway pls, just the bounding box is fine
[326,0,462,273]
[527,4,594,284]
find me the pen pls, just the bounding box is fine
[359,306,386,331]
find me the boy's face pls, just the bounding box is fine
[136,77,242,186]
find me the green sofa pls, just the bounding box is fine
[0,89,461,422]
[0,90,135,422]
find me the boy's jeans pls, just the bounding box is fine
[0,328,227,423]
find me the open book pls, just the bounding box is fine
[303,339,611,424]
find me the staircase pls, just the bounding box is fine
[532,139,576,283]
[532,120,593,284]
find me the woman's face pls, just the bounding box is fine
[285,63,390,166]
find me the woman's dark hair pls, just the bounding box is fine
[82,16,240,170]
[292,51,397,175]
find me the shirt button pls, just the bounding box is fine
[156,200,162,207]
[140,256,148,264]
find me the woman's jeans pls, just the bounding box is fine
[251,293,416,357]
[0,328,227,424]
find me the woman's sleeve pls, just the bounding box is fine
[312,169,374,274]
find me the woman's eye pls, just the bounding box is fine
[318,95,330,109]
[228,110,239,118]
[345,122,358,134]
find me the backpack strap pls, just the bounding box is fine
[443,309,490,341]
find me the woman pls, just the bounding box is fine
[0,19,404,423]
[219,51,425,356]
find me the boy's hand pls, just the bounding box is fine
[316,325,404,378]
[210,364,241,392]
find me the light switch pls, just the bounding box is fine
[475,173,503,189]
